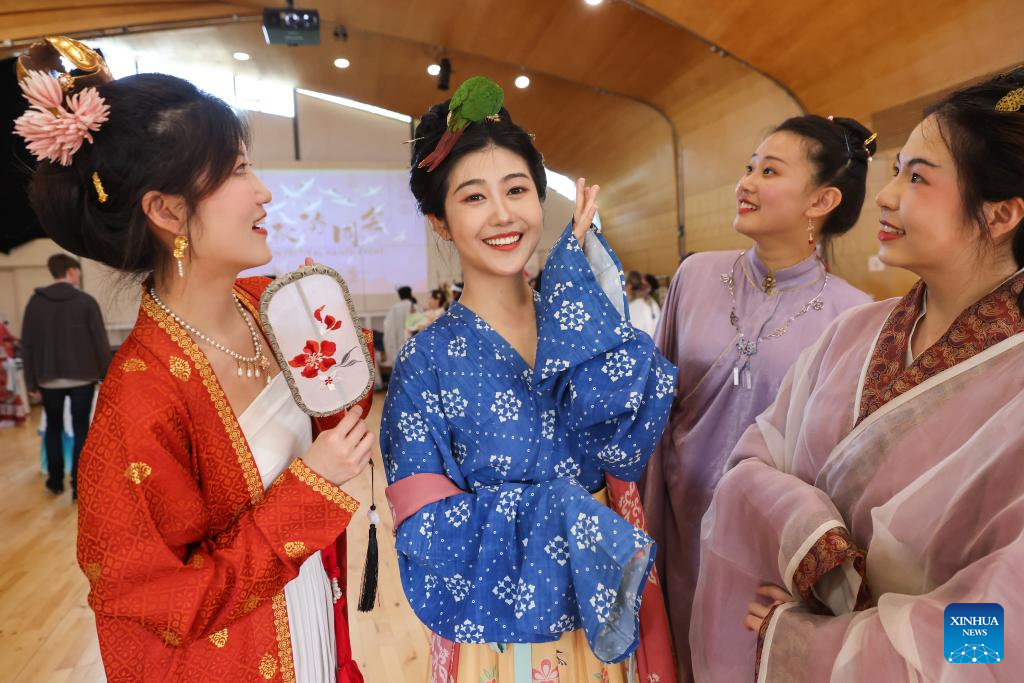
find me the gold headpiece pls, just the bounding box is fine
[995,87,1024,113]
[16,36,112,96]
[863,132,877,148]
[91,172,108,203]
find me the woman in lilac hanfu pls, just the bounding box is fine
[641,114,875,679]
[693,67,1024,683]
[381,77,678,683]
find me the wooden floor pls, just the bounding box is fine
[0,396,430,682]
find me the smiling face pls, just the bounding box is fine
[734,131,826,243]
[429,144,543,283]
[874,116,974,277]
[187,143,274,275]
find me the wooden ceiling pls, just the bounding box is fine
[0,0,697,182]
[3,0,1019,276]
[0,1,723,120]
[638,0,1023,122]
[4,1,1019,123]
[36,16,672,187]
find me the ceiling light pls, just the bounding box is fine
[585,0,604,5]
[514,75,530,89]
[233,52,250,61]
[427,63,441,76]
[333,57,350,69]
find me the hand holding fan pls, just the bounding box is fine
[259,264,380,611]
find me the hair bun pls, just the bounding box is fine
[410,101,518,168]
[410,101,450,168]
[832,116,877,158]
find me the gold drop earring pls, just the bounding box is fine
[173,235,189,278]
[807,218,816,247]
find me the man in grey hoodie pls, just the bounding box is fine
[21,254,111,499]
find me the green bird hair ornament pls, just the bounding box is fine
[417,75,505,172]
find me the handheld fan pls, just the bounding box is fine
[258,265,374,416]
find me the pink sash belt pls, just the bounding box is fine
[385,473,464,533]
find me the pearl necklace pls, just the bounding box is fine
[721,250,828,389]
[149,287,271,383]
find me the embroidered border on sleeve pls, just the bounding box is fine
[754,602,782,678]
[792,527,871,614]
[288,459,359,513]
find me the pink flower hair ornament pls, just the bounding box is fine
[14,70,110,166]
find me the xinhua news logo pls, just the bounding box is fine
[944,603,1003,664]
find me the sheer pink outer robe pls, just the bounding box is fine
[692,293,1024,681]
[641,249,869,678]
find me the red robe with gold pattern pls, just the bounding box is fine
[77,277,372,682]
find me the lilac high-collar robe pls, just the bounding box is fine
[640,248,871,679]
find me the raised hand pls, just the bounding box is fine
[572,177,600,244]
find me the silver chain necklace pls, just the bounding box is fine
[149,287,271,383]
[720,250,828,389]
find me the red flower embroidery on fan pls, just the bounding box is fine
[314,305,343,332]
[288,339,338,378]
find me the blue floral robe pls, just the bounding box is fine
[381,223,677,663]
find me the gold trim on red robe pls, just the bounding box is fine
[77,277,371,682]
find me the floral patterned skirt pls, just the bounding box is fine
[430,488,633,683]
[454,627,629,683]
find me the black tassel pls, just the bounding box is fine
[357,462,379,612]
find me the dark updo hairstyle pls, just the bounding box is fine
[644,273,659,295]
[397,285,417,305]
[772,114,877,247]
[29,73,249,278]
[429,288,448,308]
[923,66,1024,311]
[409,100,546,218]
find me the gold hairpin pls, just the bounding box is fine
[863,132,877,147]
[401,136,426,145]
[485,114,501,122]
[91,171,108,203]
[995,87,1024,113]
[16,36,112,93]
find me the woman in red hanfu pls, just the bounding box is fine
[14,37,373,682]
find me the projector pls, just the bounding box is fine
[262,6,321,46]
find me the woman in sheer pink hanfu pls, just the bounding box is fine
[692,69,1024,681]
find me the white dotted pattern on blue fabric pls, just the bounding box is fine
[381,223,677,664]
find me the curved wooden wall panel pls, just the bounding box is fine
[636,0,1023,121]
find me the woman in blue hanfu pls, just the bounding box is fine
[381,76,678,683]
